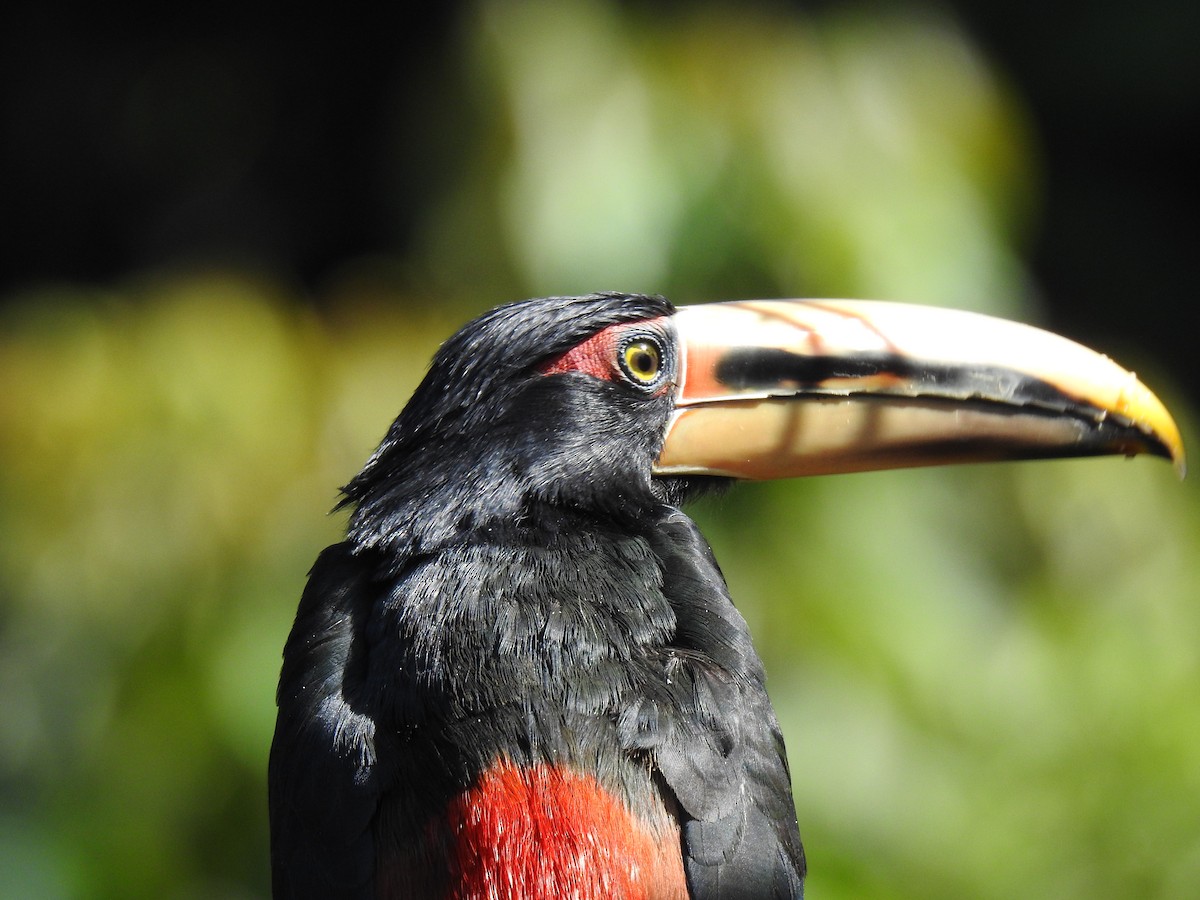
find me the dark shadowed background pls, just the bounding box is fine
[2,2,1197,898]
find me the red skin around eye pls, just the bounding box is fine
[538,323,627,382]
[538,318,671,393]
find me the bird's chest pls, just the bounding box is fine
[374,760,687,900]
[371,533,687,898]
[385,534,676,719]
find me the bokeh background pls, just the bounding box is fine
[2,1,1197,898]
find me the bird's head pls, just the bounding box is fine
[344,292,1183,556]
[344,293,682,553]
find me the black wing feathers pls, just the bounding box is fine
[269,543,383,900]
[641,510,806,899]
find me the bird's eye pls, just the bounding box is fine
[620,338,663,386]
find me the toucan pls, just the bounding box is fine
[269,292,1183,899]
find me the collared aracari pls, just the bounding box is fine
[269,293,1182,899]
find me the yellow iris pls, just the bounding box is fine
[622,340,661,384]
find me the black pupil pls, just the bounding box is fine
[631,345,656,376]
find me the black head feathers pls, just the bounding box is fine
[342,293,677,557]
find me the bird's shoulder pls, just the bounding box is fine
[628,509,806,899]
[269,541,386,899]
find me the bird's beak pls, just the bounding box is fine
[655,300,1185,479]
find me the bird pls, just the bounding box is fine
[269,292,1183,900]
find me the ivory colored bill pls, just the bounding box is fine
[655,300,1184,479]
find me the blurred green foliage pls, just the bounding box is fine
[1,2,1196,898]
